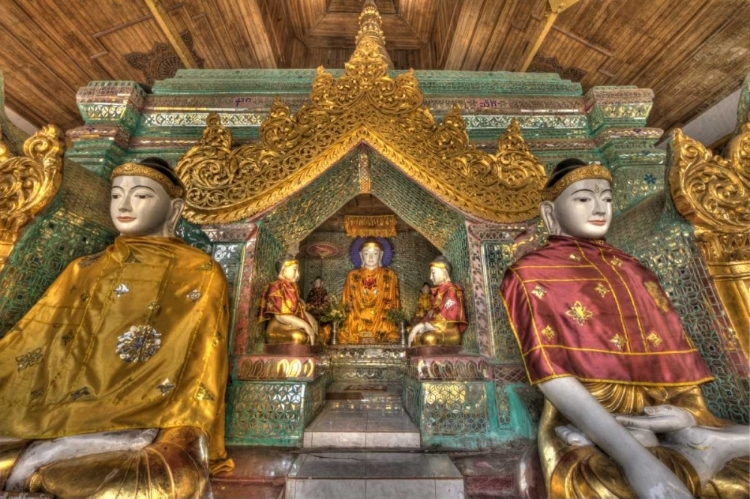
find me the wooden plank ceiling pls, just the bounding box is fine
[0,0,747,135]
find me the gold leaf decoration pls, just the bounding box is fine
[344,215,397,238]
[0,125,65,270]
[175,3,546,225]
[670,127,750,239]
[668,122,750,360]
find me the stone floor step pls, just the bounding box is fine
[285,451,465,499]
[303,393,420,449]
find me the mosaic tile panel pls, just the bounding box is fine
[609,196,749,424]
[211,243,243,306]
[226,381,306,446]
[0,206,114,336]
[444,226,477,354]
[369,153,464,250]
[262,151,360,249]
[421,382,490,436]
[245,224,286,353]
[481,242,523,364]
[176,219,212,254]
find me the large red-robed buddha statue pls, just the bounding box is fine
[500,159,748,499]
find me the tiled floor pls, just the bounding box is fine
[303,382,420,449]
[285,452,464,499]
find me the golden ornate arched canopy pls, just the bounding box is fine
[176,1,546,225]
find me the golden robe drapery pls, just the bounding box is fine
[0,236,231,469]
[340,266,400,343]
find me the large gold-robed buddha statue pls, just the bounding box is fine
[500,159,748,499]
[0,158,233,498]
[340,238,401,344]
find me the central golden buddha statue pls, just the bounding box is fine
[340,238,401,344]
[0,157,232,498]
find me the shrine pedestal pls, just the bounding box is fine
[225,353,332,446]
[403,352,542,450]
[326,344,408,382]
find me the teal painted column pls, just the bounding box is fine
[585,86,666,213]
[66,81,146,178]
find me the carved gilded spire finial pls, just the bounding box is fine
[355,0,393,69]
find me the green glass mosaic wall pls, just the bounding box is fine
[609,193,749,424]
[242,223,286,354]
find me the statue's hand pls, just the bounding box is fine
[407,324,423,347]
[555,424,593,447]
[615,405,696,433]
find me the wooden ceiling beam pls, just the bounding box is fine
[143,0,200,69]
[520,0,581,71]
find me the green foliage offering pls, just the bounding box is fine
[318,295,348,324]
[385,308,409,324]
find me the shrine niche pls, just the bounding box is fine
[0,0,748,495]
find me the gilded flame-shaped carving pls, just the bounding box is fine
[0,125,65,267]
[669,126,750,261]
[176,3,546,224]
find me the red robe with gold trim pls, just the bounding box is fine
[500,236,712,386]
[422,281,468,332]
[259,279,311,326]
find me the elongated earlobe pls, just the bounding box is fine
[167,198,186,236]
[540,201,560,236]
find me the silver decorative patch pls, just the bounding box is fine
[114,283,130,297]
[157,378,176,396]
[116,325,162,363]
[187,289,202,302]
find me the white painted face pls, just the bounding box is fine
[110,175,181,237]
[360,245,383,270]
[279,263,300,282]
[430,266,449,286]
[543,178,613,239]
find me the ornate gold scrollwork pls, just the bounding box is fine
[0,125,65,270]
[669,125,750,358]
[176,2,546,225]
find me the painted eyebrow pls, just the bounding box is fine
[132,185,157,192]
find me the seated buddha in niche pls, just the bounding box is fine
[260,255,318,345]
[408,256,467,347]
[500,159,749,498]
[0,157,232,498]
[340,238,401,344]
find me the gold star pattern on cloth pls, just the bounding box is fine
[646,331,663,348]
[565,301,593,326]
[541,325,555,341]
[16,348,43,372]
[531,285,547,299]
[594,283,610,297]
[610,334,627,351]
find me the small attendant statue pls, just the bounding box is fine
[408,257,467,347]
[411,282,432,325]
[306,276,329,321]
[500,158,749,499]
[260,256,318,345]
[0,157,232,497]
[341,238,401,344]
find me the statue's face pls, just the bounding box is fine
[360,245,383,269]
[110,175,176,237]
[422,284,430,294]
[280,263,299,282]
[313,278,322,288]
[430,266,448,286]
[544,179,613,239]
